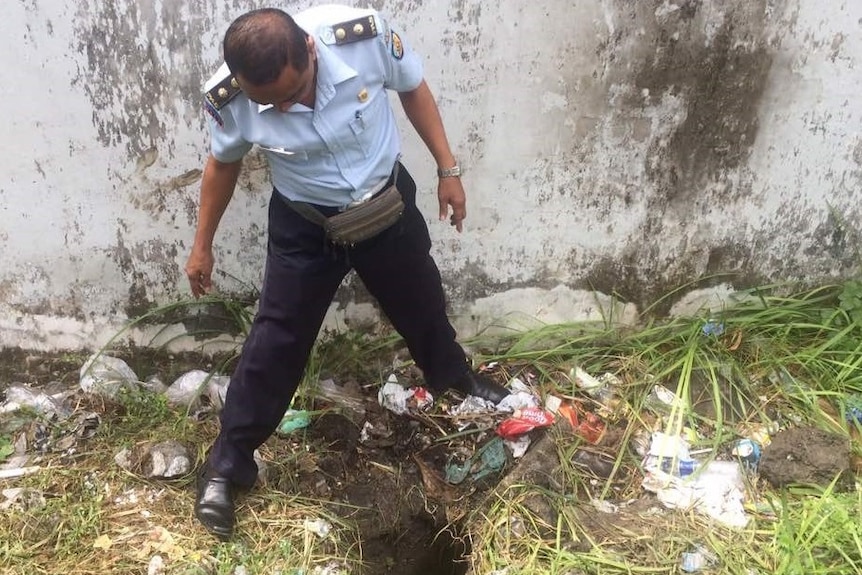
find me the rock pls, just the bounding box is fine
[141,375,168,395]
[80,353,139,398]
[759,426,852,489]
[143,440,192,479]
[115,440,192,479]
[114,448,136,472]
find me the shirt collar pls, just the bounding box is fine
[256,41,358,113]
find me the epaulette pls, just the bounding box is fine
[205,73,241,110]
[331,15,378,45]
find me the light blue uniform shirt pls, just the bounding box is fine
[204,5,424,206]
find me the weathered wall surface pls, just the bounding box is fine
[1,0,860,349]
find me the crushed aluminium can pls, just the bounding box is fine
[731,438,761,470]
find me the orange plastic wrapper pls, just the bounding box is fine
[496,407,555,439]
[558,402,605,444]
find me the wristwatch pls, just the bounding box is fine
[437,164,461,178]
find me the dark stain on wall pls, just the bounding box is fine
[574,0,783,313]
[633,1,774,204]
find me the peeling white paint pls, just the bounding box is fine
[1,0,862,351]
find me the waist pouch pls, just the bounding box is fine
[284,167,404,246]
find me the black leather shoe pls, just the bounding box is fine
[195,473,236,540]
[454,371,511,404]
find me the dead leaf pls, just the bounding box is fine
[93,534,113,550]
[726,329,743,351]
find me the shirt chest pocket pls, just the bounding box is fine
[347,92,387,158]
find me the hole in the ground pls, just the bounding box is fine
[408,526,470,575]
[363,519,471,575]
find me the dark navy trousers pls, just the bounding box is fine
[209,164,468,487]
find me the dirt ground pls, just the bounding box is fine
[0,346,488,574]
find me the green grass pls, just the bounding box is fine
[458,282,862,575]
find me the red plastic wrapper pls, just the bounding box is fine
[496,407,555,439]
[558,402,605,444]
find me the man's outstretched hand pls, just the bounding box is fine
[437,177,466,232]
[185,245,215,298]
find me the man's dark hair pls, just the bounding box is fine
[223,9,309,85]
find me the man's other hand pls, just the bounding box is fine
[437,177,466,232]
[185,246,215,298]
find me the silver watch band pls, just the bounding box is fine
[437,164,461,178]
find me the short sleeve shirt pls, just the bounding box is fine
[203,5,424,206]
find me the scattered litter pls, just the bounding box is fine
[147,555,166,575]
[496,407,555,440]
[680,545,718,572]
[643,432,698,477]
[445,437,507,484]
[846,394,862,424]
[591,499,619,514]
[643,459,749,528]
[205,375,232,411]
[79,353,139,397]
[0,384,71,419]
[311,561,349,575]
[411,386,433,411]
[702,319,725,336]
[0,466,40,479]
[449,395,496,430]
[377,375,432,415]
[495,378,540,413]
[165,370,225,409]
[567,366,606,396]
[556,402,605,444]
[277,409,312,435]
[504,435,531,458]
[358,421,396,448]
[644,384,685,415]
[451,395,495,416]
[303,518,333,539]
[737,421,775,447]
[253,449,267,486]
[315,378,366,419]
[732,438,761,471]
[114,440,192,479]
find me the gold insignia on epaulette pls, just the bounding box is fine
[205,74,242,110]
[331,15,378,45]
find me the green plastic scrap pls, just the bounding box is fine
[277,409,311,435]
[444,437,507,484]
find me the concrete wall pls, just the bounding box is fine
[2,0,860,350]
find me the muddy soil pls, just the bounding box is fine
[759,426,853,490]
